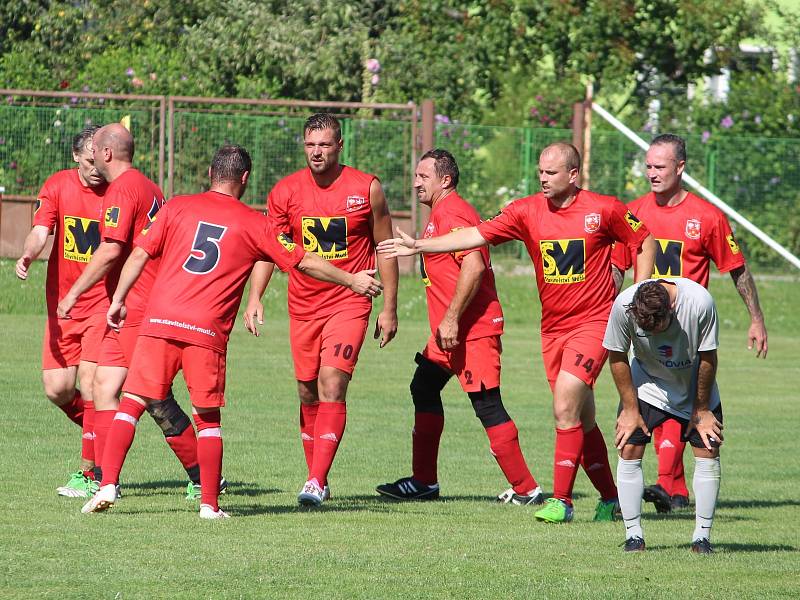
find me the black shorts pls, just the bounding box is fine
[618,399,723,449]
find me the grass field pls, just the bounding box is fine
[1,257,798,599]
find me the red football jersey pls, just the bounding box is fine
[135,191,305,353]
[611,191,745,287]
[421,192,504,341]
[100,169,165,325]
[33,169,108,318]
[268,166,376,319]
[477,189,649,335]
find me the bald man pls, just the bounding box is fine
[378,142,656,523]
[57,124,209,499]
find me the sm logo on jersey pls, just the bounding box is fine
[302,216,348,260]
[726,233,741,254]
[63,215,101,263]
[539,239,585,284]
[104,206,120,228]
[653,239,684,278]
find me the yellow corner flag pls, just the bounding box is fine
[120,115,131,131]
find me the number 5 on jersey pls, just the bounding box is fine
[184,221,228,275]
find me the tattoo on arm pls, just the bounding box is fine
[694,350,718,412]
[730,265,764,321]
[611,265,624,294]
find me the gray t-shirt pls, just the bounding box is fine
[603,278,720,419]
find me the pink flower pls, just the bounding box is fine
[720,115,734,129]
[365,58,381,73]
[701,131,711,143]
[149,72,157,81]
[371,74,379,85]
[126,68,135,77]
[131,77,144,88]
[434,114,450,124]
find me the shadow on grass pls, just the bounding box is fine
[717,498,800,509]
[714,542,799,552]
[120,480,281,498]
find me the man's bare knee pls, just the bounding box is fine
[297,380,319,405]
[317,367,350,403]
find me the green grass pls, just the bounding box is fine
[1,258,799,598]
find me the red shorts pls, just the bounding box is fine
[42,312,107,370]
[289,307,370,381]
[422,335,502,393]
[124,336,227,408]
[97,322,141,368]
[541,323,608,390]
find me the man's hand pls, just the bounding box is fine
[435,315,459,351]
[615,407,649,450]
[57,293,78,319]
[376,227,419,258]
[687,408,724,451]
[107,300,127,332]
[243,299,264,337]
[15,255,33,280]
[747,318,768,359]
[374,309,398,348]
[349,269,383,297]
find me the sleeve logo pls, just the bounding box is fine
[685,219,701,240]
[624,211,643,232]
[104,206,120,228]
[277,232,296,252]
[140,215,156,236]
[539,239,585,284]
[63,216,101,263]
[34,199,42,214]
[726,233,740,254]
[302,216,348,260]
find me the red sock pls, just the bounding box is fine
[93,409,117,473]
[308,402,346,487]
[656,418,687,497]
[485,421,538,494]
[300,403,319,476]
[57,390,84,426]
[81,399,95,463]
[412,412,445,485]
[194,410,223,511]
[581,425,617,501]
[99,396,146,486]
[552,424,584,504]
[164,426,199,478]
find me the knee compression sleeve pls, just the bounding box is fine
[410,353,450,415]
[468,387,510,428]
[146,389,192,438]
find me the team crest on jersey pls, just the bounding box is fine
[584,213,601,234]
[685,219,701,240]
[653,239,683,278]
[346,195,367,212]
[277,232,296,252]
[624,211,643,232]
[104,206,120,228]
[424,222,436,238]
[539,238,586,284]
[63,215,101,263]
[726,233,740,254]
[302,216,348,260]
[147,196,163,221]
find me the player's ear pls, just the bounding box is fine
[241,171,250,186]
[441,174,452,189]
[676,160,686,177]
[569,167,579,184]
[208,166,213,181]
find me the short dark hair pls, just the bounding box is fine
[210,145,252,184]
[304,113,342,141]
[72,125,100,154]
[420,148,459,188]
[626,281,671,332]
[542,142,582,172]
[651,134,686,163]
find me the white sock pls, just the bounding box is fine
[692,456,721,542]
[616,458,644,540]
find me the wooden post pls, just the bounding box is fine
[571,102,585,188]
[418,99,435,234]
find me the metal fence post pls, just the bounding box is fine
[523,127,533,195]
[341,117,353,166]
